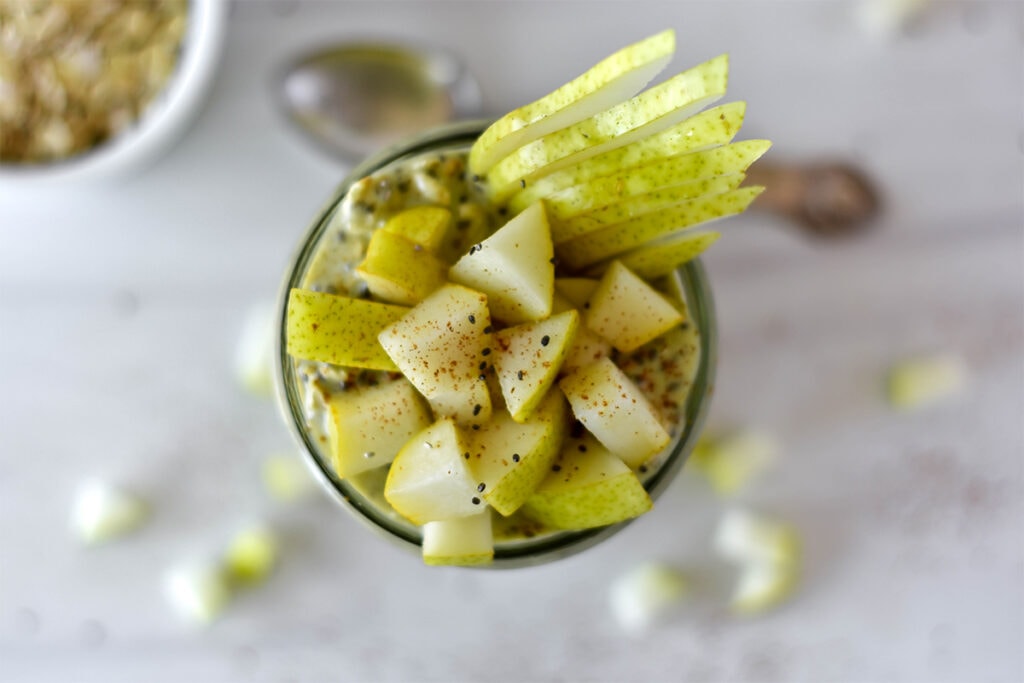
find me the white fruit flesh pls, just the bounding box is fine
[469,29,676,175]
[507,101,747,212]
[422,512,495,566]
[487,55,730,202]
[70,478,149,544]
[286,289,407,371]
[609,562,689,632]
[466,392,567,516]
[584,261,684,353]
[559,357,670,469]
[556,185,763,270]
[522,433,652,529]
[384,419,485,525]
[551,292,612,372]
[449,201,554,324]
[378,283,493,427]
[492,310,579,422]
[326,378,433,478]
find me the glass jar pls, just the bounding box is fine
[274,120,717,568]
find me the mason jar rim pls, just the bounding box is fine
[274,120,718,568]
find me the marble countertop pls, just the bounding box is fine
[1,2,1021,681]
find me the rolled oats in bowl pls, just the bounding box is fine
[0,0,189,165]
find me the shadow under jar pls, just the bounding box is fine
[275,120,717,568]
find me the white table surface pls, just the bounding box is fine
[1,2,1022,682]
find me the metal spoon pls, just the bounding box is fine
[278,41,482,160]
[278,42,880,237]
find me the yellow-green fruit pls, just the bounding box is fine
[422,512,494,566]
[556,186,762,270]
[492,310,579,422]
[466,391,567,516]
[326,378,433,478]
[522,434,652,530]
[612,230,721,279]
[285,288,408,370]
[583,260,684,353]
[469,29,676,175]
[355,230,448,305]
[382,205,452,252]
[507,101,747,212]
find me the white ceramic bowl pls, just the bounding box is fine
[0,0,228,187]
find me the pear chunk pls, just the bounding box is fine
[286,288,408,371]
[325,378,433,478]
[449,201,554,324]
[554,277,600,309]
[422,512,495,566]
[378,284,493,427]
[507,101,747,212]
[469,29,676,175]
[522,433,652,530]
[355,230,448,305]
[487,55,730,201]
[492,310,579,422]
[556,186,763,270]
[584,260,684,353]
[383,419,484,525]
[466,391,568,516]
[381,205,452,252]
[559,357,670,469]
[551,292,611,372]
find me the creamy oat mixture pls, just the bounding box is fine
[290,145,701,542]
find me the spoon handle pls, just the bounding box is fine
[745,160,882,239]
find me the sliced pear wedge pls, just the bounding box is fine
[507,101,747,212]
[557,185,763,271]
[487,55,730,202]
[608,230,721,280]
[469,29,676,175]
[584,260,684,353]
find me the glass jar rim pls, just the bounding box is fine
[274,120,718,568]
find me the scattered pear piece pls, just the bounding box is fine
[70,478,150,545]
[378,284,493,427]
[492,310,579,421]
[522,433,652,529]
[507,101,747,212]
[355,230,448,305]
[224,525,278,585]
[235,301,276,397]
[261,453,318,502]
[487,55,730,202]
[164,561,232,625]
[691,431,779,496]
[422,511,495,566]
[326,378,433,478]
[609,562,689,632]
[886,352,967,410]
[466,391,568,516]
[469,29,676,174]
[383,419,485,525]
[286,289,407,371]
[559,356,671,469]
[449,201,554,324]
[382,205,452,252]
[713,508,801,615]
[584,260,684,353]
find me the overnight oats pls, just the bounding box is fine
[276,30,766,566]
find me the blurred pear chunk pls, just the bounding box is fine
[422,512,495,566]
[382,205,452,252]
[886,352,967,410]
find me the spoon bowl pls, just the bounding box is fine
[278,41,482,160]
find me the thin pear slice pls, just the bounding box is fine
[522,433,652,530]
[466,391,568,516]
[486,55,730,202]
[611,230,721,280]
[449,201,554,324]
[508,101,747,212]
[583,261,684,353]
[559,357,670,469]
[422,512,495,566]
[383,418,484,525]
[556,186,763,270]
[325,378,433,478]
[382,205,452,252]
[492,310,579,422]
[544,139,769,221]
[468,29,676,175]
[286,288,408,371]
[377,283,493,427]
[355,230,448,305]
